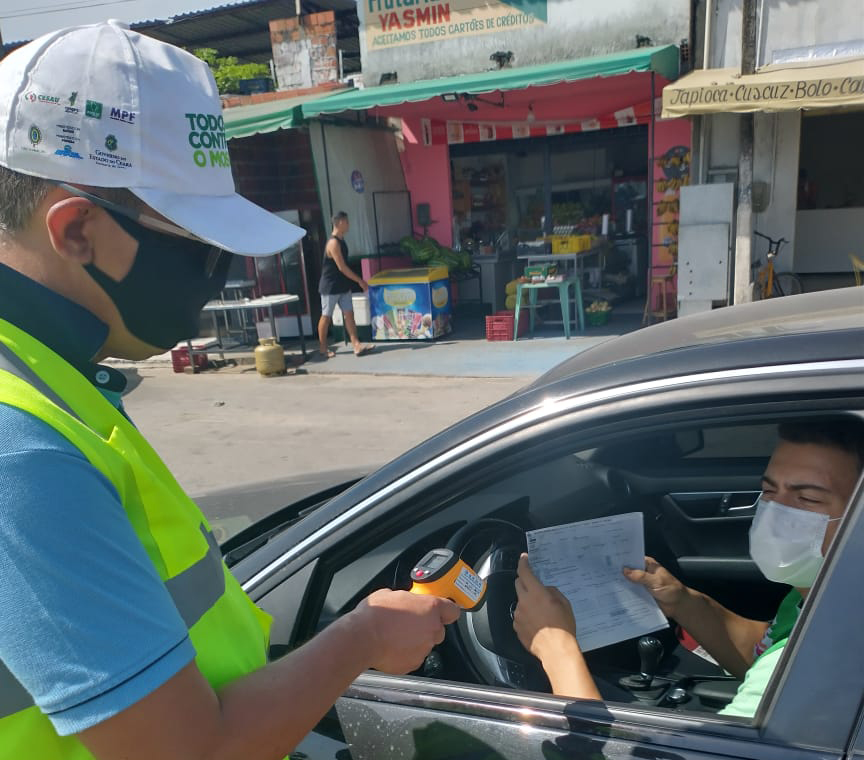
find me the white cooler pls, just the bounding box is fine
[331,293,371,327]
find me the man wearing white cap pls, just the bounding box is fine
[0,22,458,760]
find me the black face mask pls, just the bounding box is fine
[86,209,232,350]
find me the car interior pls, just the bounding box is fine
[256,410,861,719]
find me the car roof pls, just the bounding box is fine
[529,287,864,391]
[382,289,863,486]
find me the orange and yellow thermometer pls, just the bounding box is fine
[410,549,487,611]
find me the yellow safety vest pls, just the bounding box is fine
[0,318,272,758]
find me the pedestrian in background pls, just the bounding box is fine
[317,211,375,358]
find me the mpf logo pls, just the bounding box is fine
[110,107,136,125]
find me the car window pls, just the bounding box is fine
[297,411,862,736]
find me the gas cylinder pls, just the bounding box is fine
[254,338,285,376]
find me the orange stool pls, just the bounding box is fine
[643,265,677,324]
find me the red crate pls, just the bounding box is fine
[170,347,208,373]
[485,310,527,341]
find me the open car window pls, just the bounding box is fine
[304,413,855,725]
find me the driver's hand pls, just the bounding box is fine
[622,556,686,618]
[513,554,578,660]
[354,589,460,674]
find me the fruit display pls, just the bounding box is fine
[550,201,583,225]
[586,299,612,313]
[398,235,473,272]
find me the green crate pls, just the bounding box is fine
[523,263,557,279]
[586,310,610,326]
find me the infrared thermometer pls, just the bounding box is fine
[409,548,487,611]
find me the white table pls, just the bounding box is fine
[185,294,305,371]
[517,244,608,287]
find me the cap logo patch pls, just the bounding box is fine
[185,112,229,169]
[28,125,42,145]
[105,134,118,151]
[25,92,60,105]
[85,100,103,119]
[110,107,136,125]
[55,144,83,159]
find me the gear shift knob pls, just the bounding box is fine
[638,636,664,681]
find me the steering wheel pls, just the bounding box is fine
[444,519,546,690]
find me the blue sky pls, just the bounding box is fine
[1,0,237,43]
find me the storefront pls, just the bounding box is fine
[663,54,864,290]
[302,45,691,317]
[220,93,329,340]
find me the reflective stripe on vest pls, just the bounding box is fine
[0,320,271,758]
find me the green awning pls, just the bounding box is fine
[223,91,333,139]
[302,45,679,118]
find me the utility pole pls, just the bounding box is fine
[732,0,758,303]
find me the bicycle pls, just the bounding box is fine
[751,231,803,300]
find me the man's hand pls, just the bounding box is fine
[358,278,369,293]
[513,554,578,659]
[513,555,601,700]
[623,556,686,618]
[353,589,460,673]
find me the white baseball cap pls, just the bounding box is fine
[0,20,305,255]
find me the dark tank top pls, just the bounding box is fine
[319,236,354,295]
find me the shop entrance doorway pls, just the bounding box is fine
[449,125,650,305]
[795,110,864,287]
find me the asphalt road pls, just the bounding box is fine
[121,366,525,539]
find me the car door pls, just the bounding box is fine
[240,363,864,760]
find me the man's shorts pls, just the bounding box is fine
[321,292,353,318]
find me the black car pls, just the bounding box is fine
[219,287,864,760]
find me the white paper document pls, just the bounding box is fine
[526,513,668,652]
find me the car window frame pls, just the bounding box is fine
[352,418,864,756]
[237,359,864,595]
[242,364,864,754]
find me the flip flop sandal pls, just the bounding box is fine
[354,345,376,357]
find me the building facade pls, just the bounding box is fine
[670,0,864,303]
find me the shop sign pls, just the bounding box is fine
[364,0,545,51]
[351,169,365,193]
[664,72,864,115]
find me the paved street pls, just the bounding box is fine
[122,366,525,537]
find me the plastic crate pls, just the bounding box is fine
[523,263,557,279]
[485,310,527,341]
[170,347,208,373]
[549,234,593,254]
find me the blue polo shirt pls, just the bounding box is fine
[0,263,195,735]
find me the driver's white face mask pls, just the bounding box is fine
[749,498,841,588]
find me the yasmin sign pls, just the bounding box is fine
[364,0,542,50]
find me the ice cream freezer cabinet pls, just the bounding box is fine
[368,267,452,340]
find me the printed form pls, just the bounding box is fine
[526,513,668,652]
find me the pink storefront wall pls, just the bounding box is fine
[398,117,454,247]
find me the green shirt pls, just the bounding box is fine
[718,589,802,718]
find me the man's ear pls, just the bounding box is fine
[44,196,99,265]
